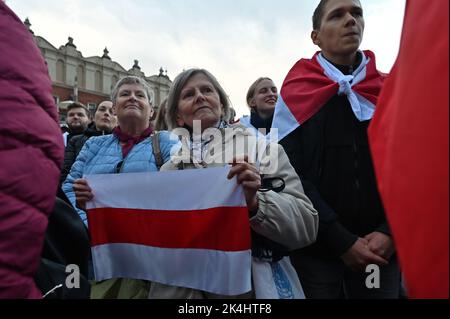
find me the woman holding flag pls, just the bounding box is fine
[70,69,318,299]
[62,75,180,298]
[64,76,179,222]
[155,68,319,298]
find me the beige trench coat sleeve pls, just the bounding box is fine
[250,142,318,251]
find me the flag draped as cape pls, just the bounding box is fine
[272,50,386,141]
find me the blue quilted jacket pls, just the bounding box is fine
[62,131,180,224]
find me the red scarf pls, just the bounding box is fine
[113,126,153,158]
[281,50,386,126]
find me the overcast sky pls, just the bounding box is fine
[6,0,406,117]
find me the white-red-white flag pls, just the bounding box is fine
[85,167,252,296]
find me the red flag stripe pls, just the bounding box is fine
[369,0,449,298]
[369,0,449,299]
[353,51,385,106]
[88,207,251,252]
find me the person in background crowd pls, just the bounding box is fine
[154,98,168,131]
[240,77,278,136]
[60,125,69,134]
[63,102,91,146]
[0,1,64,298]
[228,107,238,124]
[60,100,117,184]
[274,0,400,299]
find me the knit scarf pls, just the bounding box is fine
[113,126,153,158]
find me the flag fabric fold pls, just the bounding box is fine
[85,166,252,296]
[272,50,386,141]
[368,0,449,299]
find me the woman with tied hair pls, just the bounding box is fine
[157,68,319,299]
[62,75,179,298]
[239,77,278,137]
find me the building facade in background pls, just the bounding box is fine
[24,18,171,124]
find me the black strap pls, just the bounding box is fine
[260,177,286,193]
[151,132,163,170]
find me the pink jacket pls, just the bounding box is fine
[0,3,64,298]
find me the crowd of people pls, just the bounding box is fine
[1,0,447,299]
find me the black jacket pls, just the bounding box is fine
[34,197,91,298]
[280,61,390,260]
[60,123,112,185]
[250,111,274,134]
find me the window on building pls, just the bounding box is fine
[95,70,103,92]
[87,103,97,118]
[77,65,85,89]
[53,95,60,105]
[111,75,119,92]
[149,88,155,106]
[56,60,65,83]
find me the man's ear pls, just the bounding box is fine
[112,105,118,116]
[311,30,320,46]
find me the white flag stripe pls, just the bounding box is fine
[272,95,300,142]
[92,243,252,296]
[85,166,246,211]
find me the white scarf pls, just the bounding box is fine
[316,51,376,121]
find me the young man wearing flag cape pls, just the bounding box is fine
[273,0,400,298]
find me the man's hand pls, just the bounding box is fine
[364,232,396,260]
[341,237,389,272]
[73,179,93,211]
[228,156,261,214]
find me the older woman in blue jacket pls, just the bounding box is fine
[62,76,179,298]
[62,76,179,224]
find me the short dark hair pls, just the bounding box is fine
[312,0,331,30]
[313,0,362,30]
[67,102,89,115]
